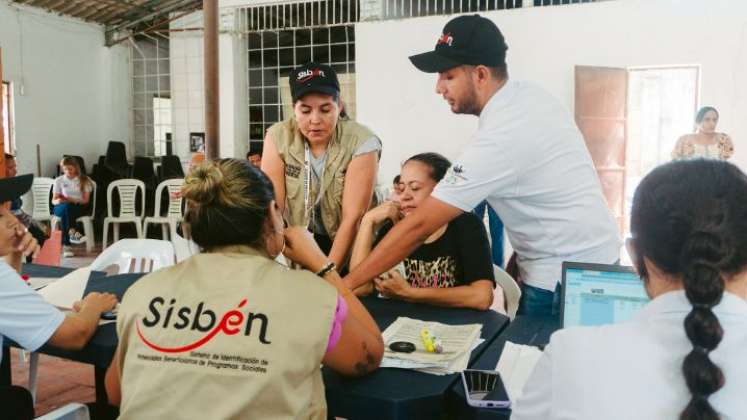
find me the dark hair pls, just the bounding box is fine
[4,153,14,160]
[487,64,508,81]
[631,160,747,420]
[695,106,719,124]
[404,152,451,182]
[392,175,401,185]
[246,143,263,159]
[181,158,275,251]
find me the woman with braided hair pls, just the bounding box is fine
[512,159,747,420]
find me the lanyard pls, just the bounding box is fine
[304,141,312,221]
[303,142,327,225]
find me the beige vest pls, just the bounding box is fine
[268,118,377,238]
[116,246,337,420]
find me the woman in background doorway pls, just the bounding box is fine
[672,106,733,160]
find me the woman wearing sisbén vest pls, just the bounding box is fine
[262,62,381,271]
[105,159,383,420]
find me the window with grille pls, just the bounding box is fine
[131,35,172,158]
[245,25,356,150]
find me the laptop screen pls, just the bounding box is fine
[561,262,649,328]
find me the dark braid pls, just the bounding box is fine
[630,159,747,420]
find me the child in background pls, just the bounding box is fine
[52,157,92,257]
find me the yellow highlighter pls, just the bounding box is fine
[420,328,443,353]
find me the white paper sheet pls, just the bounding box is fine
[26,277,58,291]
[495,341,544,402]
[380,317,483,375]
[37,267,92,310]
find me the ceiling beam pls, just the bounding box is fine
[79,4,111,21]
[105,0,200,40]
[54,0,82,14]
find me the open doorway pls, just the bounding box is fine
[575,65,699,263]
[625,66,699,232]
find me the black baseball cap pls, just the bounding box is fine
[409,15,508,73]
[289,63,340,101]
[0,173,33,203]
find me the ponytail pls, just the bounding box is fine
[679,231,726,420]
[630,159,747,420]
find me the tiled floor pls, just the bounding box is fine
[12,241,100,415]
[10,349,96,416]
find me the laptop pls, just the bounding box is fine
[560,262,649,328]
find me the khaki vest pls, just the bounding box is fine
[268,118,377,238]
[116,247,337,420]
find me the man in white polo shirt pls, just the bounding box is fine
[344,14,621,315]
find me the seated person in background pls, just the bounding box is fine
[0,174,117,420]
[389,174,403,202]
[350,153,498,311]
[105,159,383,419]
[246,143,263,167]
[52,156,92,256]
[5,154,48,251]
[513,159,747,419]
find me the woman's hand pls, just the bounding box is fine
[373,269,412,300]
[282,226,328,272]
[362,201,402,227]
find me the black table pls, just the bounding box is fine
[0,264,142,404]
[448,315,560,420]
[324,296,510,420]
[3,265,510,417]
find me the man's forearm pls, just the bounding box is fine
[344,215,429,290]
[344,197,463,290]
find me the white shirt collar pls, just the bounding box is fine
[636,289,747,320]
[478,80,519,129]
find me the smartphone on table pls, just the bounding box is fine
[461,369,511,409]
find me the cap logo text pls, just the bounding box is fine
[437,33,453,46]
[297,69,326,83]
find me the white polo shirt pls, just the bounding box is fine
[432,81,621,291]
[0,260,64,363]
[512,291,747,419]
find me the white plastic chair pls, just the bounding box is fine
[143,178,185,240]
[170,221,200,263]
[35,403,89,420]
[102,179,146,249]
[90,238,175,274]
[30,177,55,223]
[51,180,97,252]
[492,265,522,320]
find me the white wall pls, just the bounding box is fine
[356,0,747,181]
[0,2,130,177]
[171,9,247,160]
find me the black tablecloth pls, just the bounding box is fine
[324,296,510,420]
[29,273,144,368]
[3,265,510,419]
[1,265,143,390]
[449,315,560,420]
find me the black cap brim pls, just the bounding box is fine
[0,174,33,203]
[409,51,462,73]
[292,85,340,101]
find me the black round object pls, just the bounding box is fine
[389,341,416,353]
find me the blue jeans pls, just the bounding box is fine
[53,203,83,245]
[472,201,505,268]
[517,283,562,316]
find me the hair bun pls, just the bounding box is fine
[182,161,225,206]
